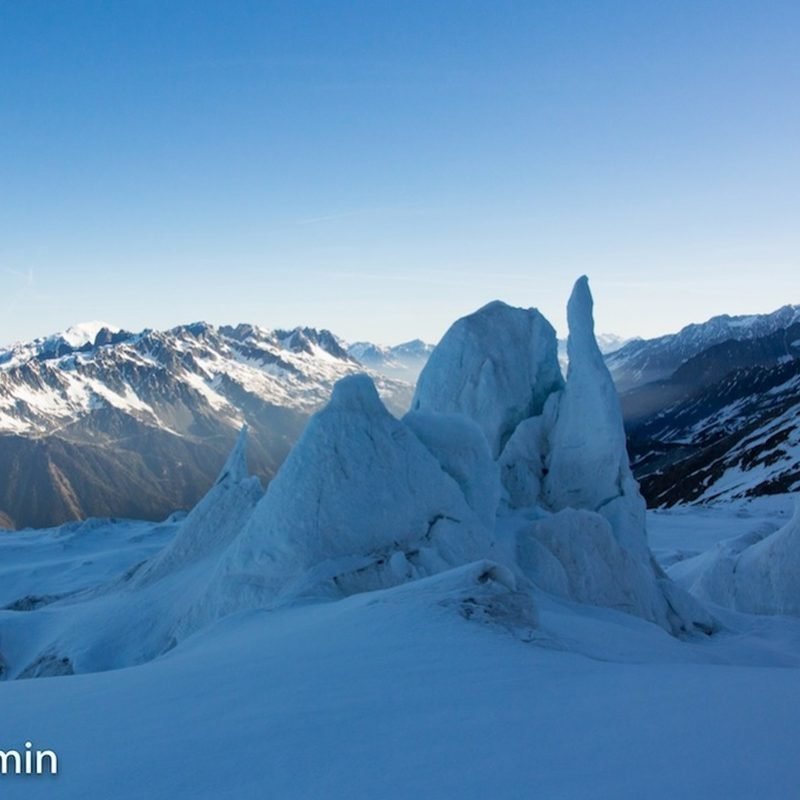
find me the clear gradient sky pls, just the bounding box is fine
[1,1,798,347]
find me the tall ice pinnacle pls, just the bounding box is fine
[542,276,649,559]
[215,423,250,486]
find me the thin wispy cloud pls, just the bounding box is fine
[2,265,35,287]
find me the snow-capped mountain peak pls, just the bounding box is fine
[346,338,434,382]
[607,304,800,391]
[0,320,412,529]
[60,321,121,348]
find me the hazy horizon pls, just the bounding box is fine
[2,287,799,353]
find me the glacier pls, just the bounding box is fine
[0,275,725,681]
[188,374,494,632]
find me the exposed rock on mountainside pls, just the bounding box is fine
[621,323,800,506]
[607,304,800,392]
[0,322,411,528]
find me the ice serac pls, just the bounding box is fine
[135,425,263,586]
[193,374,493,622]
[542,277,648,560]
[671,500,800,616]
[516,508,714,633]
[411,301,564,458]
[497,412,551,510]
[404,410,501,528]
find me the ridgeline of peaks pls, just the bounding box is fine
[346,338,434,382]
[1,297,799,528]
[607,304,800,392]
[0,321,413,529]
[610,306,800,507]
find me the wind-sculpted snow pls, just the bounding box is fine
[189,375,494,630]
[670,499,800,616]
[411,301,564,458]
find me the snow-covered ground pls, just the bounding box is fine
[0,501,797,798]
[647,494,796,567]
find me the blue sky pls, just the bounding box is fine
[1,1,798,346]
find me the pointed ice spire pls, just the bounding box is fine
[134,423,262,587]
[215,423,250,486]
[542,276,649,559]
[565,275,605,372]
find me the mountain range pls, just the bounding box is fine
[345,338,434,382]
[0,322,412,529]
[606,305,800,391]
[615,310,800,506]
[2,302,798,528]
